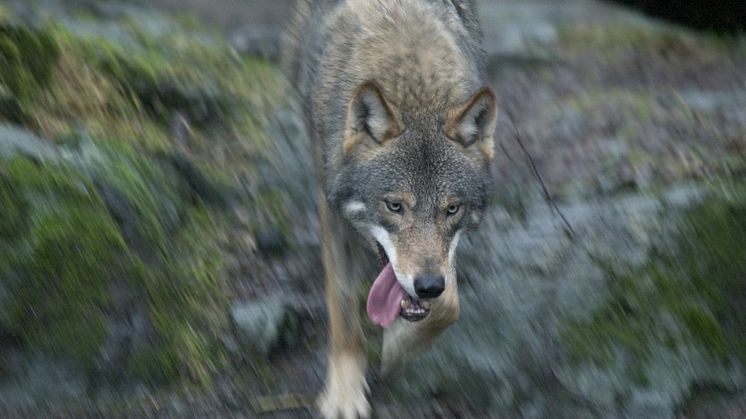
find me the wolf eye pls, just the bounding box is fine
[446,204,461,216]
[385,200,402,213]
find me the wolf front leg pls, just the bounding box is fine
[317,198,371,419]
[380,281,459,377]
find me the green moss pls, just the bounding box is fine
[0,157,128,369]
[0,24,60,123]
[136,206,228,386]
[247,187,292,239]
[675,195,746,362]
[681,307,726,356]
[0,171,27,239]
[562,185,746,375]
[90,141,189,253]
[76,140,228,386]
[126,347,180,385]
[0,138,231,385]
[22,32,172,152]
[0,24,59,102]
[75,25,280,128]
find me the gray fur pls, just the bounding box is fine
[282,1,495,416]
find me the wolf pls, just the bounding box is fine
[282,0,496,417]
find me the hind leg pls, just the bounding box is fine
[317,198,370,419]
[381,281,459,376]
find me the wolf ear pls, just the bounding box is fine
[343,81,402,154]
[445,87,497,160]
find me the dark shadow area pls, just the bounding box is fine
[611,0,746,32]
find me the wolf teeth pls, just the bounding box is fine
[421,301,431,309]
[401,299,411,309]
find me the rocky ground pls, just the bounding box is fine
[0,0,745,417]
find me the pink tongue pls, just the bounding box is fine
[366,263,406,328]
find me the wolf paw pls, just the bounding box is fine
[318,354,370,419]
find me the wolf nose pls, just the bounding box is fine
[414,275,445,299]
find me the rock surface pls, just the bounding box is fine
[231,299,290,356]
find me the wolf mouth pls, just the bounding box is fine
[366,243,431,327]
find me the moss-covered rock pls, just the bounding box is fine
[0,24,59,101]
[0,0,288,390]
[0,134,233,386]
[0,156,125,370]
[75,24,277,128]
[674,193,746,362]
[562,184,746,388]
[0,23,60,124]
[0,170,27,239]
[136,205,228,386]
[0,1,305,409]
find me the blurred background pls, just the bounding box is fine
[1,0,745,417]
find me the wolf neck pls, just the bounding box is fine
[343,0,478,112]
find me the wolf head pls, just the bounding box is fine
[329,80,496,314]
